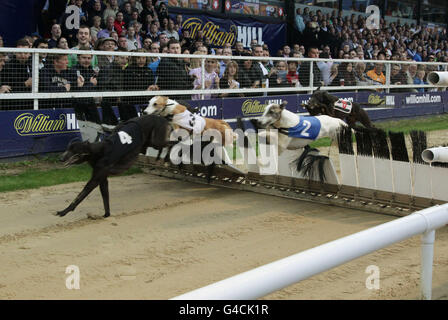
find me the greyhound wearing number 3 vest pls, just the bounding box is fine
[251,101,347,182]
[57,114,172,218]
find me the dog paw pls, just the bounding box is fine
[55,210,68,217]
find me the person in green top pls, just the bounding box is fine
[68,25,98,68]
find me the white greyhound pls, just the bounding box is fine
[252,101,348,181]
[254,101,347,154]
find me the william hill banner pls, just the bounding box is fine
[0,109,81,158]
[2,92,448,158]
[178,14,286,55]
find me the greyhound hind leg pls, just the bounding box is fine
[99,178,110,217]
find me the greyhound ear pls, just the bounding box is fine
[280,101,288,109]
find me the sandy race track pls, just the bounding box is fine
[0,171,448,300]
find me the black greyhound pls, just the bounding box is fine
[303,89,378,129]
[57,114,173,218]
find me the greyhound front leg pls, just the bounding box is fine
[56,178,100,217]
[99,178,110,217]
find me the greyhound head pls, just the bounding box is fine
[255,101,287,128]
[144,96,178,117]
[303,97,322,116]
[59,141,92,166]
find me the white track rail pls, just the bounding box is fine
[172,203,448,300]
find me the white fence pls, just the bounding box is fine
[172,203,448,300]
[1,47,448,111]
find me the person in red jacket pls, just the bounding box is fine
[114,11,126,37]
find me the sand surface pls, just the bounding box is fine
[0,172,447,300]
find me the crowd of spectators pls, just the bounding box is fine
[1,0,448,123]
[294,6,448,90]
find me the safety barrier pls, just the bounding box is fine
[0,47,447,111]
[172,203,448,300]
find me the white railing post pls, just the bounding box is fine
[201,58,205,100]
[421,229,435,300]
[309,61,314,94]
[32,52,40,110]
[385,62,391,94]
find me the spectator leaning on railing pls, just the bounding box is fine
[190,57,220,101]
[71,46,101,123]
[32,38,49,70]
[238,52,263,95]
[219,60,242,98]
[39,52,78,109]
[0,52,11,108]
[68,25,96,68]
[95,36,119,124]
[298,46,323,88]
[2,38,33,109]
[268,60,289,91]
[121,48,158,120]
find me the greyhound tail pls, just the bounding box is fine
[295,146,328,183]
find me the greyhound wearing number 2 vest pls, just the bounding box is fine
[57,114,172,218]
[251,101,347,182]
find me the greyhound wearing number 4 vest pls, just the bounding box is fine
[251,101,347,182]
[57,114,172,218]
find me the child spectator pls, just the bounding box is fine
[286,60,299,87]
[414,68,427,93]
[268,60,289,91]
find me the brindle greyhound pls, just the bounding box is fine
[303,89,378,128]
